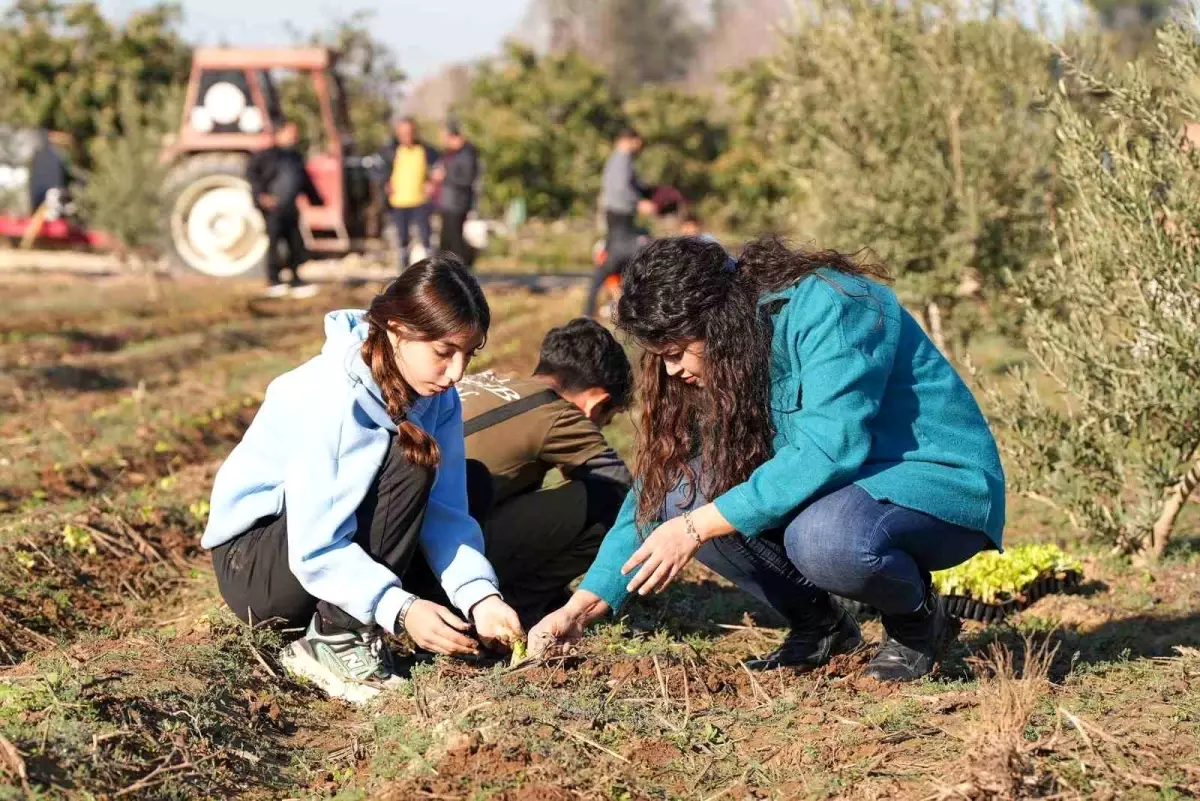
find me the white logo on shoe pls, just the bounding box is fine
[340,652,368,672]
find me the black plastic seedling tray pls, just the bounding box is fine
[838,570,1082,624]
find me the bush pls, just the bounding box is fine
[723,0,1056,351]
[75,83,180,283]
[986,21,1200,559]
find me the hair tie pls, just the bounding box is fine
[724,253,739,274]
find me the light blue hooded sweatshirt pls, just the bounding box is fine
[201,309,500,634]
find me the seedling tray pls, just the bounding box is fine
[839,570,1082,624]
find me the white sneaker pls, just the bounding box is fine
[264,283,290,298]
[278,615,402,705]
[288,282,319,299]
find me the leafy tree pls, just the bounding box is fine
[622,84,727,206]
[986,21,1200,560]
[0,1,190,165]
[709,61,795,232]
[458,43,624,218]
[459,44,726,219]
[279,11,406,155]
[730,0,1056,351]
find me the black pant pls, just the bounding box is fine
[438,209,471,266]
[428,462,625,627]
[211,436,438,633]
[264,206,307,286]
[583,211,638,317]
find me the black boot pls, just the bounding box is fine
[745,603,863,672]
[864,583,959,682]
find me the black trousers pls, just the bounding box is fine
[211,436,439,633]
[264,206,308,285]
[583,211,638,317]
[438,209,472,266]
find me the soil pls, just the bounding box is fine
[1,273,1198,800]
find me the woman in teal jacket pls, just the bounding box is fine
[529,236,1005,681]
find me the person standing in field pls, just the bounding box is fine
[532,236,1006,682]
[378,117,439,271]
[584,127,657,318]
[433,120,481,267]
[202,254,523,704]
[453,318,635,626]
[246,120,323,298]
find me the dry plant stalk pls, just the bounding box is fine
[933,636,1058,800]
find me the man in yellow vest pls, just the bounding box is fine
[378,117,439,270]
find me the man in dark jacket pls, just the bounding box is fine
[28,130,71,217]
[433,121,480,266]
[246,121,322,298]
[374,118,439,271]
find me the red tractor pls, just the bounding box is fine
[161,47,379,277]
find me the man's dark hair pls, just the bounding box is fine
[618,126,640,141]
[534,318,633,411]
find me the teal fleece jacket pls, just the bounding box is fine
[580,270,1006,612]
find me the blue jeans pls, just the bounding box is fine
[392,205,432,267]
[667,477,992,620]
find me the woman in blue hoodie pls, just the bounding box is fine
[529,237,1005,682]
[203,255,523,702]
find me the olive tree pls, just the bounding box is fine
[986,21,1200,560]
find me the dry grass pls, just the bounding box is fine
[2,274,1199,799]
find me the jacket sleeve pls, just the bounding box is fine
[445,147,478,189]
[418,391,502,616]
[284,400,416,635]
[712,283,899,535]
[245,151,269,196]
[577,489,640,612]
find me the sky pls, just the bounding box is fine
[96,0,531,81]
[95,0,1087,83]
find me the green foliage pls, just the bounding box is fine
[729,0,1056,341]
[61,523,96,556]
[623,84,727,207]
[279,11,406,155]
[461,43,725,220]
[710,62,794,232]
[986,21,1200,554]
[75,82,181,257]
[933,543,1081,604]
[0,1,190,164]
[460,43,623,218]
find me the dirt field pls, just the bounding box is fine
[1,271,1198,800]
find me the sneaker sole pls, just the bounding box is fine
[280,643,381,705]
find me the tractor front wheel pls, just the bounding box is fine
[163,153,269,278]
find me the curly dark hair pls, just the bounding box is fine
[533,317,634,412]
[615,235,889,529]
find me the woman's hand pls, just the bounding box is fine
[621,504,734,596]
[402,599,480,656]
[528,591,610,657]
[470,595,525,652]
[621,515,701,595]
[528,606,586,657]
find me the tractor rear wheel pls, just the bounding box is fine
[163,153,269,278]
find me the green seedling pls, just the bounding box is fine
[932,543,1081,604]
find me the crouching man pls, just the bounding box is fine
[459,318,634,625]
